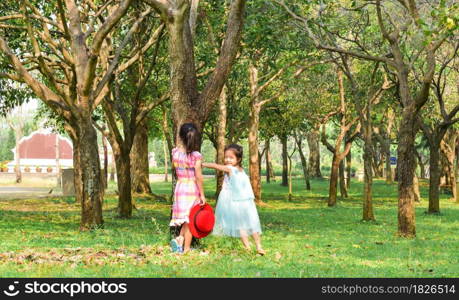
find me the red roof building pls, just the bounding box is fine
[7,130,74,173]
[17,131,73,159]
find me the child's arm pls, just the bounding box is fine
[194,160,206,205]
[202,162,232,174]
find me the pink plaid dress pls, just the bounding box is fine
[169,147,203,226]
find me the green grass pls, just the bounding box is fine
[0,178,458,277]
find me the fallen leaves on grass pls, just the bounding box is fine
[360,260,377,267]
[0,198,79,212]
[0,245,167,266]
[275,252,282,261]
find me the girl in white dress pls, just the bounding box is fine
[203,144,265,255]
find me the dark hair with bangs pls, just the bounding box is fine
[224,143,243,167]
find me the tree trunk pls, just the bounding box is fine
[161,105,174,200]
[7,111,24,183]
[71,135,83,204]
[114,149,133,218]
[288,152,294,201]
[397,107,417,238]
[384,142,393,184]
[281,135,288,186]
[380,147,386,179]
[268,158,275,181]
[130,118,152,194]
[307,129,322,178]
[215,87,227,197]
[456,141,459,203]
[362,135,374,221]
[73,120,104,230]
[258,149,262,183]
[109,152,116,182]
[339,160,348,198]
[155,0,246,211]
[441,130,458,202]
[413,173,421,203]
[265,139,272,183]
[102,135,108,189]
[297,139,311,190]
[372,150,383,178]
[14,131,22,183]
[55,134,62,187]
[328,155,340,206]
[377,149,385,177]
[428,142,441,213]
[440,152,448,186]
[248,103,262,203]
[417,154,426,179]
[452,164,458,203]
[346,149,351,189]
[267,139,276,183]
[413,152,421,203]
[163,135,169,182]
[362,103,375,221]
[384,108,395,184]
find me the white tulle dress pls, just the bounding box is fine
[213,166,262,238]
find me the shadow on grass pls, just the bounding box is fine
[0,178,457,277]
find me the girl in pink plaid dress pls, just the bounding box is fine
[169,123,206,254]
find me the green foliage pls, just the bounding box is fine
[0,81,34,118]
[0,126,15,161]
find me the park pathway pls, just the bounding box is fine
[0,187,57,200]
[0,174,215,199]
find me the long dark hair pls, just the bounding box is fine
[224,143,243,167]
[179,123,201,153]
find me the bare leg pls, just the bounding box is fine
[176,227,185,247]
[239,230,251,251]
[252,232,265,255]
[181,223,193,253]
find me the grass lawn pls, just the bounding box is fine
[0,178,458,277]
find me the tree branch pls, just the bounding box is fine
[84,0,134,96]
[257,65,289,94]
[0,36,71,116]
[116,23,165,75]
[136,93,170,126]
[0,73,23,82]
[142,0,170,15]
[200,0,246,117]
[321,125,336,153]
[93,8,154,102]
[275,0,392,65]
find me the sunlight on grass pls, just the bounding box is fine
[0,178,458,277]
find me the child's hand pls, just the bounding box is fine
[200,196,207,206]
